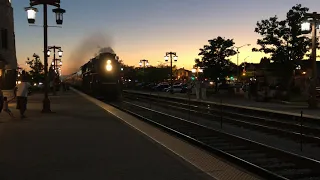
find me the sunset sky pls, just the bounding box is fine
[11,0,320,75]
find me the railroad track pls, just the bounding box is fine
[122,92,320,146]
[110,100,320,180]
[122,91,320,126]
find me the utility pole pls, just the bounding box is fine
[301,12,320,109]
[139,59,149,83]
[48,46,63,95]
[234,44,250,81]
[165,52,178,93]
[25,0,66,113]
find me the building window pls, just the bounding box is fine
[1,29,8,49]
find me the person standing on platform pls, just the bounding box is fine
[15,72,31,119]
[2,97,15,118]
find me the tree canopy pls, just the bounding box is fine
[195,36,237,81]
[253,4,312,85]
[26,54,44,83]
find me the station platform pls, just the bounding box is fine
[0,90,259,180]
[124,90,320,119]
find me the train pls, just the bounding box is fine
[65,51,122,101]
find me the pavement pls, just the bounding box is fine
[125,90,320,118]
[0,91,214,180]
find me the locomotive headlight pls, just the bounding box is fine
[106,60,112,71]
[106,64,112,71]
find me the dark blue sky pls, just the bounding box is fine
[11,0,320,74]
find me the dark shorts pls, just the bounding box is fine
[16,97,27,111]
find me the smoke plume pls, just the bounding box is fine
[99,47,115,54]
[65,31,114,75]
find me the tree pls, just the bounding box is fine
[122,65,136,80]
[146,66,170,83]
[253,4,312,89]
[195,36,237,82]
[26,54,45,83]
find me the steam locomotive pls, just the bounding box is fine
[65,51,122,100]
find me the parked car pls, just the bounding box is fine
[153,84,169,91]
[165,84,188,93]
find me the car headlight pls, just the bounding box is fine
[106,64,112,71]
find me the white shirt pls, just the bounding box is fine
[16,82,31,97]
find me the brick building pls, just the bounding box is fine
[0,0,18,91]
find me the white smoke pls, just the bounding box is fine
[99,47,115,54]
[65,31,114,75]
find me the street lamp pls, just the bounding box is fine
[301,12,320,109]
[47,50,51,57]
[165,52,178,93]
[25,0,66,113]
[301,22,311,33]
[25,6,38,24]
[192,67,203,79]
[234,44,251,81]
[139,59,149,82]
[58,49,63,57]
[48,46,63,96]
[52,7,66,25]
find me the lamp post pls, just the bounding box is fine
[165,52,178,93]
[234,44,251,81]
[139,59,149,83]
[301,12,320,109]
[191,67,203,79]
[242,56,250,74]
[25,0,66,113]
[48,46,62,95]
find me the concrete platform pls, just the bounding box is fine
[0,91,260,180]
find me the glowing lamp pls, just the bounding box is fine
[51,62,54,65]
[296,65,301,70]
[191,69,196,73]
[164,56,169,62]
[139,62,142,66]
[301,21,311,33]
[199,69,203,73]
[60,62,62,65]
[58,49,63,57]
[174,56,178,62]
[25,6,38,24]
[106,64,112,71]
[107,60,111,64]
[47,50,51,57]
[52,8,66,25]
